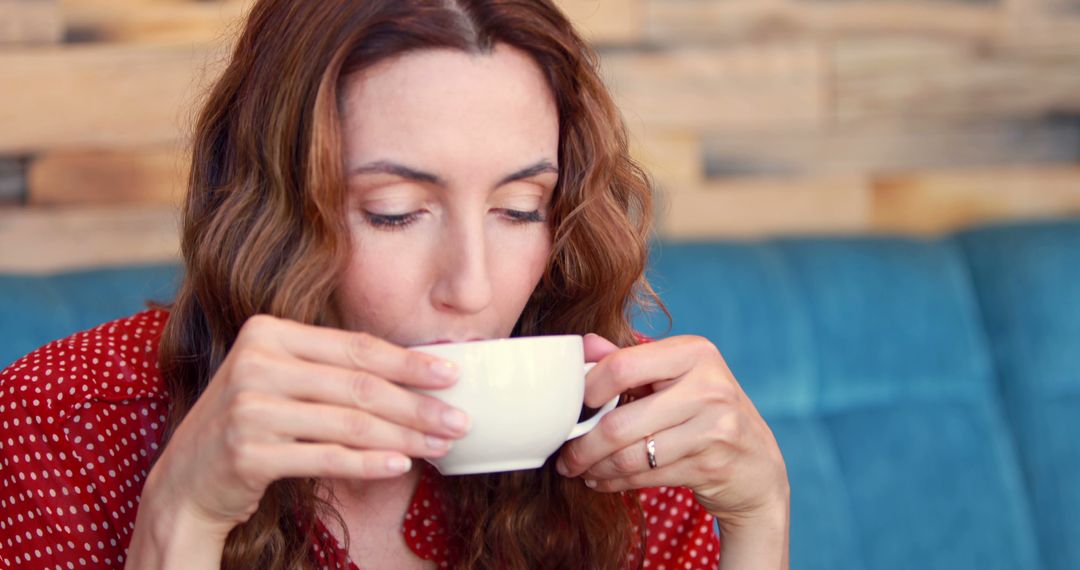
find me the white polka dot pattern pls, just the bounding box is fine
[0,310,169,569]
[0,310,721,569]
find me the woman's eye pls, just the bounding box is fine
[362,209,545,230]
[503,209,545,223]
[364,211,421,230]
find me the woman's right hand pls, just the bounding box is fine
[139,314,470,534]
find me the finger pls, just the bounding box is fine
[251,398,454,459]
[583,333,620,363]
[580,412,714,481]
[559,386,699,478]
[581,455,703,494]
[256,317,459,389]
[252,443,415,480]
[257,357,470,439]
[583,336,714,408]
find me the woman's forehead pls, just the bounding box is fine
[338,44,559,165]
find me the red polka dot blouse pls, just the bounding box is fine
[0,309,721,569]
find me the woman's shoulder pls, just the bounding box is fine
[0,307,171,414]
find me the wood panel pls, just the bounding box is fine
[554,0,645,45]
[59,0,248,44]
[833,36,1080,125]
[0,43,226,154]
[659,176,873,239]
[27,147,187,206]
[646,1,1003,44]
[628,130,705,193]
[872,166,1080,234]
[0,0,62,44]
[57,0,645,46]
[0,205,179,273]
[701,119,1080,178]
[601,43,826,132]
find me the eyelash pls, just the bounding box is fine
[364,209,545,231]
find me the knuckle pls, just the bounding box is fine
[702,453,729,478]
[345,332,376,368]
[561,443,586,470]
[712,413,741,443]
[226,390,264,426]
[318,445,348,475]
[605,352,634,384]
[597,410,632,442]
[347,372,377,406]
[342,411,372,440]
[703,377,737,404]
[238,314,277,343]
[229,444,259,482]
[230,350,272,383]
[416,397,446,430]
[688,335,720,357]
[405,351,433,379]
[611,446,640,474]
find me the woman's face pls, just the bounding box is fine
[333,43,559,347]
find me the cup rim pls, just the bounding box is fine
[410,334,582,350]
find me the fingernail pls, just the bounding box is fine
[556,458,569,476]
[388,456,412,473]
[584,479,597,488]
[426,435,451,450]
[442,409,469,432]
[430,360,459,382]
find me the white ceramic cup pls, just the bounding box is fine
[409,335,619,475]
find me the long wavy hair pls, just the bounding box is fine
[155,0,666,567]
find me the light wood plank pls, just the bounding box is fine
[554,0,645,45]
[0,43,227,154]
[27,147,188,206]
[646,1,1004,44]
[601,43,826,132]
[0,205,180,273]
[59,0,248,44]
[833,36,1080,125]
[658,176,872,239]
[628,130,704,193]
[0,0,62,44]
[872,166,1080,235]
[701,119,1080,178]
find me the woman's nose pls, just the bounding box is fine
[430,223,493,315]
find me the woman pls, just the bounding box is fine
[0,0,789,568]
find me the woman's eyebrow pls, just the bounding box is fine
[348,159,558,188]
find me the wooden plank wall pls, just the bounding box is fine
[2,0,1080,272]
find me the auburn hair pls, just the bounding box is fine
[155,0,666,567]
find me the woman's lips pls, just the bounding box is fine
[431,337,485,344]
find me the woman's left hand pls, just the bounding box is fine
[556,333,790,530]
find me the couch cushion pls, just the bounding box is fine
[957,218,1080,570]
[0,264,181,368]
[636,236,1042,570]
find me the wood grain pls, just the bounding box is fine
[27,147,188,206]
[602,43,826,131]
[0,205,180,273]
[872,165,1080,234]
[659,175,873,239]
[0,43,227,154]
[832,36,1080,125]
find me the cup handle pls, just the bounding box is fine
[565,362,619,441]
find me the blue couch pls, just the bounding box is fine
[3,217,1078,570]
